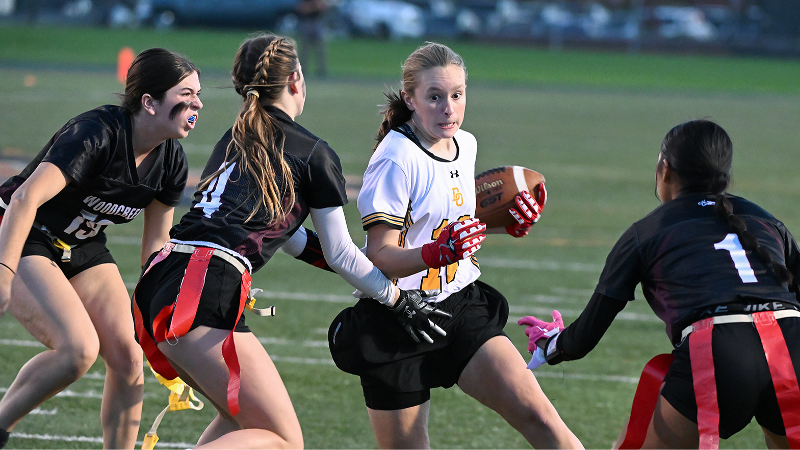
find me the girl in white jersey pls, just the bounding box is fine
[328,42,582,449]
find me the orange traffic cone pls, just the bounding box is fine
[117,47,135,84]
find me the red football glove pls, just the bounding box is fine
[505,184,547,238]
[421,218,486,269]
[517,310,564,354]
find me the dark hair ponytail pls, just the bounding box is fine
[662,119,794,288]
[713,194,794,287]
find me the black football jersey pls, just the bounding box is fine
[170,106,348,272]
[0,105,189,246]
[596,193,800,343]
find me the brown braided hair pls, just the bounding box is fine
[373,42,467,151]
[199,34,298,224]
[660,119,794,287]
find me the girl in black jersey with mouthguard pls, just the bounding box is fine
[521,119,800,449]
[0,48,200,449]
[133,34,437,448]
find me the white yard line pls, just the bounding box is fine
[0,341,638,384]
[9,432,194,448]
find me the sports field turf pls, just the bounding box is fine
[1,25,800,448]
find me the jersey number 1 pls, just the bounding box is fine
[714,233,757,283]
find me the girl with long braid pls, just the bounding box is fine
[132,34,471,448]
[520,119,800,448]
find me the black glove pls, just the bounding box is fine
[388,289,451,344]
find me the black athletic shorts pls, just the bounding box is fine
[328,280,509,410]
[134,251,249,344]
[661,317,800,438]
[21,227,115,279]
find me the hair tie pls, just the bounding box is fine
[0,262,15,275]
[246,89,260,99]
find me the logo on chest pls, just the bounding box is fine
[83,196,144,220]
[452,187,463,207]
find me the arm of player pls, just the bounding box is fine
[309,207,450,343]
[517,292,627,369]
[281,226,335,272]
[141,199,174,266]
[309,206,398,305]
[364,224,429,279]
[365,218,486,279]
[0,162,70,314]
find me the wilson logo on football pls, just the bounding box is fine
[475,179,504,195]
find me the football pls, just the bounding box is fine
[474,166,546,229]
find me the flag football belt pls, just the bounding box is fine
[133,241,272,417]
[680,310,800,340]
[140,361,204,450]
[33,220,73,262]
[684,311,800,449]
[619,310,800,449]
[617,353,675,449]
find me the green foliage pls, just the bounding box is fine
[2,24,800,448]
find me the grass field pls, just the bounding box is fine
[1,25,800,449]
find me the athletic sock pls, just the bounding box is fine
[0,427,9,449]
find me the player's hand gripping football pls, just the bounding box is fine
[389,289,451,344]
[420,218,486,269]
[517,310,563,369]
[506,184,547,238]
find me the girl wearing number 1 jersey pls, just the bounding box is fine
[522,119,800,448]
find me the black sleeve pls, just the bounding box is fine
[305,142,348,209]
[594,225,643,302]
[544,292,627,365]
[42,118,110,184]
[294,227,335,273]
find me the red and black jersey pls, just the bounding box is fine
[170,106,348,272]
[597,192,800,343]
[0,105,188,246]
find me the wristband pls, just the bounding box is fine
[526,347,547,370]
[544,333,566,365]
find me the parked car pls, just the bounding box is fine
[141,0,299,30]
[339,0,424,39]
[635,5,717,41]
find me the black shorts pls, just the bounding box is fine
[134,251,249,344]
[661,317,800,438]
[328,280,509,410]
[21,227,115,279]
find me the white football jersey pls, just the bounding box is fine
[358,126,481,302]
